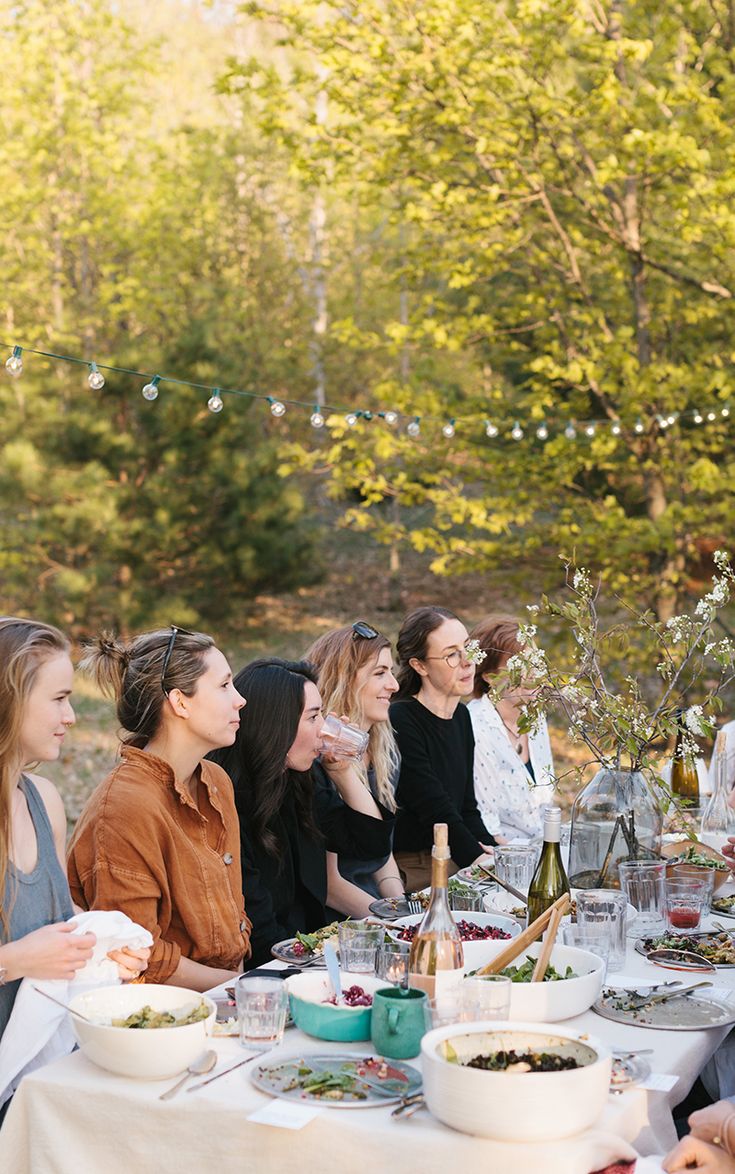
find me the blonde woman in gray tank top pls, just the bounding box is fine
[0,618,149,1046]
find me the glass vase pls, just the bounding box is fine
[568,767,663,890]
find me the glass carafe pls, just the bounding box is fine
[568,767,663,890]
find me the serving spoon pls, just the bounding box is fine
[159,1049,217,1101]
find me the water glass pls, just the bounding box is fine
[375,940,411,987]
[235,975,289,1052]
[561,924,611,978]
[668,864,715,915]
[575,889,627,972]
[449,888,484,912]
[338,921,383,972]
[320,714,369,759]
[494,844,539,897]
[461,974,512,1021]
[665,878,707,932]
[618,860,667,937]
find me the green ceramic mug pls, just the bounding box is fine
[370,987,430,1059]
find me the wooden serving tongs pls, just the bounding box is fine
[475,893,571,980]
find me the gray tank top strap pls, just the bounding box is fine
[16,776,59,875]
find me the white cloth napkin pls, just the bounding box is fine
[0,910,153,1107]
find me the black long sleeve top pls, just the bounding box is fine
[390,697,494,868]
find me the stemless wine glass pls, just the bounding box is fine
[338,921,383,972]
[494,844,539,897]
[561,924,611,979]
[461,974,512,1022]
[575,889,627,971]
[376,940,411,987]
[618,860,667,937]
[665,877,707,931]
[235,975,289,1052]
[320,715,369,759]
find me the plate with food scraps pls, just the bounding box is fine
[271,923,341,967]
[593,986,735,1030]
[711,895,735,919]
[636,931,735,968]
[250,1053,423,1108]
[368,898,413,919]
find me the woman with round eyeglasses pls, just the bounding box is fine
[68,626,251,992]
[306,621,404,915]
[390,606,497,892]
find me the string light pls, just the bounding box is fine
[634,419,645,433]
[442,419,456,439]
[564,422,577,440]
[536,422,548,440]
[141,376,160,401]
[511,421,524,441]
[207,390,224,413]
[310,406,325,428]
[345,412,358,427]
[707,411,717,421]
[382,410,399,426]
[657,415,670,430]
[4,345,23,377]
[723,407,731,418]
[585,423,596,437]
[611,421,622,436]
[87,362,105,390]
[268,397,286,417]
[485,420,499,438]
[693,410,704,424]
[667,413,678,425]
[407,416,421,437]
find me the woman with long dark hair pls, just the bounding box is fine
[391,607,496,891]
[68,626,250,991]
[210,658,394,967]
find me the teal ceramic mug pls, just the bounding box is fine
[370,987,430,1059]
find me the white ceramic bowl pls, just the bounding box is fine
[68,984,217,1080]
[421,1021,611,1140]
[464,942,604,1021]
[388,910,520,948]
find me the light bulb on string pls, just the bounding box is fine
[722,407,731,418]
[141,376,160,401]
[511,421,524,441]
[611,421,622,436]
[406,416,421,437]
[667,413,678,425]
[442,419,456,439]
[485,419,499,438]
[4,345,23,377]
[707,411,717,421]
[88,362,105,390]
[536,422,548,440]
[345,412,359,427]
[585,423,596,437]
[564,422,577,440]
[693,410,704,424]
[634,419,645,433]
[382,410,399,426]
[657,415,669,430]
[268,397,286,417]
[207,390,224,413]
[310,405,325,429]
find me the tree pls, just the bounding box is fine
[232,0,735,618]
[0,0,321,633]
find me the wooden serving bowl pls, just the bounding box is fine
[660,839,731,892]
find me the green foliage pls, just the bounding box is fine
[230,0,735,617]
[0,0,321,633]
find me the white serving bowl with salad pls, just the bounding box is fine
[68,984,217,1080]
[421,1021,612,1140]
[465,942,605,1022]
[388,910,520,954]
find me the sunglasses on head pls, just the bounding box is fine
[352,620,380,640]
[161,624,195,695]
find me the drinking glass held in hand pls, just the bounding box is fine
[235,975,289,1052]
[319,714,369,760]
[618,860,667,937]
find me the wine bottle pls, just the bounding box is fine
[408,822,464,1022]
[700,732,734,851]
[527,806,570,926]
[670,708,700,804]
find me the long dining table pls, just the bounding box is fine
[2,903,735,1174]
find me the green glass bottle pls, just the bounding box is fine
[527,806,570,926]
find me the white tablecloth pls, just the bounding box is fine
[2,914,734,1174]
